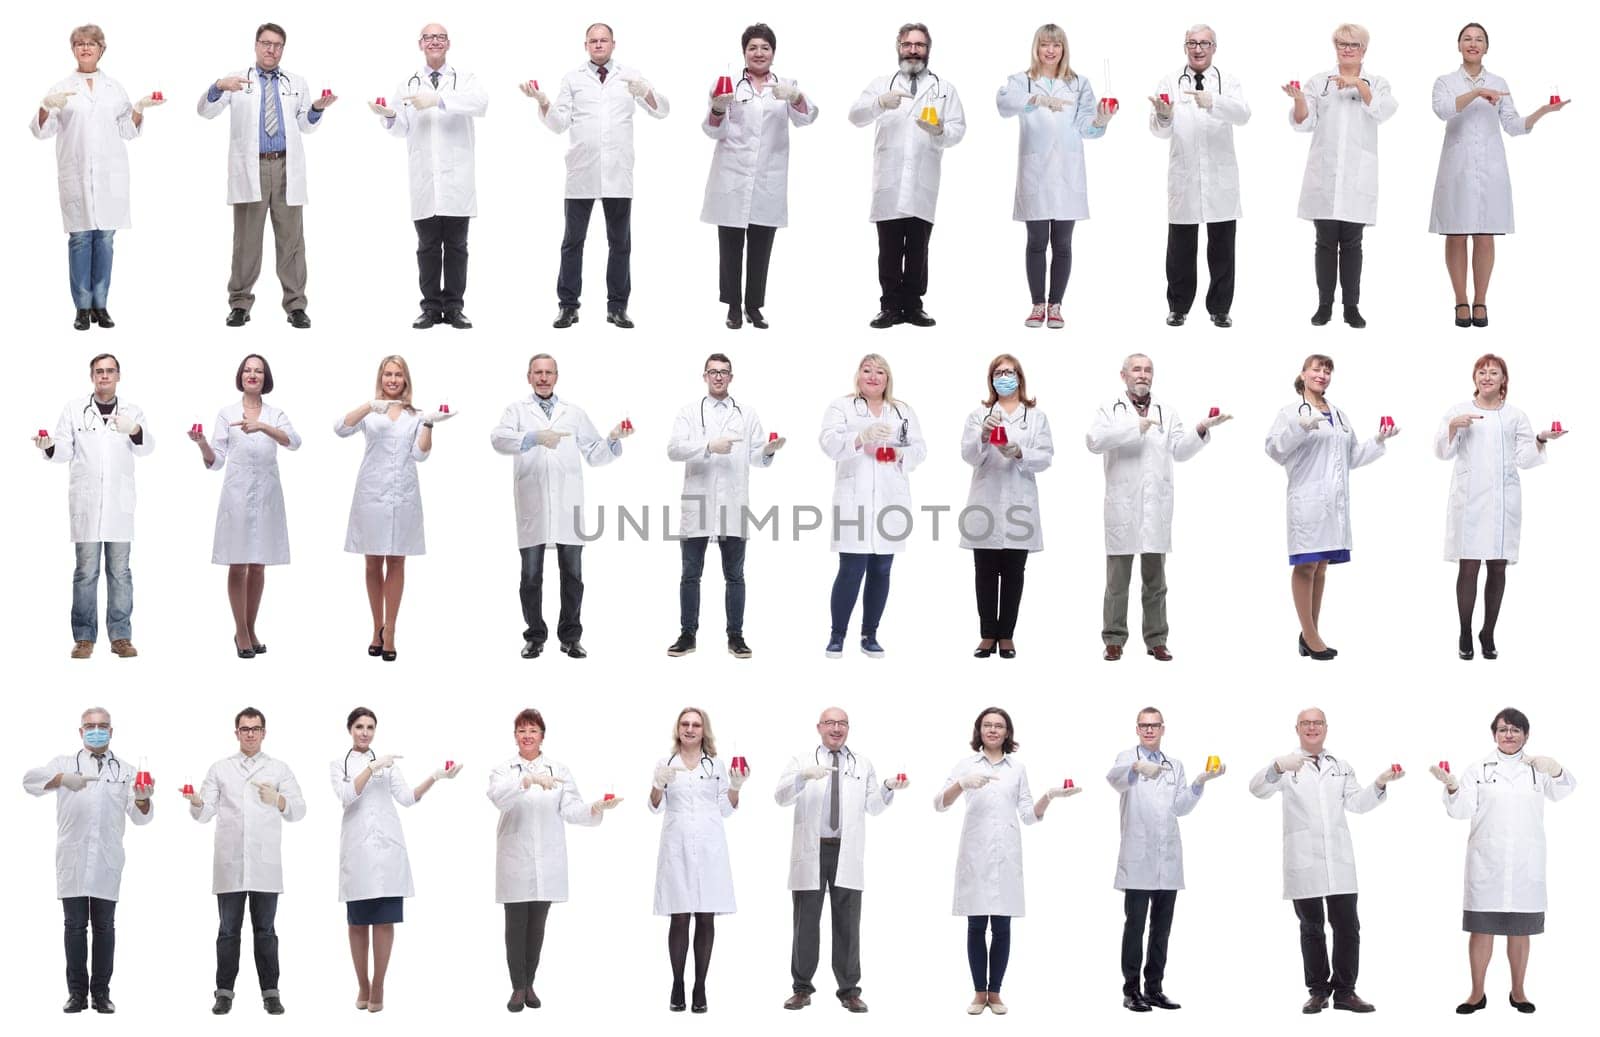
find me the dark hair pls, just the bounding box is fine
[741,23,776,51]
[236,354,275,394]
[704,352,732,372]
[346,706,377,731]
[1136,706,1164,722]
[256,22,286,43]
[1471,353,1509,400]
[1293,354,1334,394]
[235,706,266,729]
[969,707,1020,754]
[1490,707,1530,736]
[515,708,545,733]
[88,353,119,373]
[1457,22,1489,50]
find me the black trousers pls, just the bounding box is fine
[216,891,280,995]
[504,901,552,990]
[875,217,933,313]
[415,214,469,314]
[1165,220,1236,315]
[791,840,863,999]
[62,896,116,998]
[1024,219,1075,304]
[1293,893,1360,997]
[519,544,583,645]
[1121,889,1177,996]
[557,197,631,311]
[717,225,777,308]
[1312,219,1364,306]
[973,548,1028,639]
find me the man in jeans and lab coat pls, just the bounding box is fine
[1107,707,1224,1012]
[665,353,785,660]
[36,353,153,659]
[22,706,154,1013]
[775,707,908,1013]
[185,706,306,1015]
[1250,707,1402,1014]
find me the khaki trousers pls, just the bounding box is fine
[1102,553,1168,648]
[228,155,307,312]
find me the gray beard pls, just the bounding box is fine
[898,58,926,76]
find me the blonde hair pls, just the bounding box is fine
[1332,23,1370,49]
[669,707,718,758]
[1028,24,1074,82]
[373,355,416,411]
[70,24,106,51]
[852,353,896,407]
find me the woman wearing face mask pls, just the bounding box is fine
[1264,354,1397,659]
[1429,708,1576,1014]
[190,354,300,659]
[960,355,1054,658]
[1433,354,1563,659]
[701,23,818,330]
[1429,23,1567,328]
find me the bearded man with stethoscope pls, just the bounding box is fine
[34,353,153,659]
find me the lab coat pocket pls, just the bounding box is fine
[1288,489,1322,545]
[1357,150,1379,200]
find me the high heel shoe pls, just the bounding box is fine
[974,641,996,658]
[669,980,686,1012]
[1298,633,1338,660]
[1455,994,1487,1014]
[1454,303,1472,328]
[1458,633,1474,660]
[235,637,256,659]
[744,306,768,329]
[997,642,1017,659]
[368,626,384,657]
[1478,632,1498,660]
[250,642,267,655]
[1471,303,1489,328]
[691,985,708,1013]
[355,997,369,1010]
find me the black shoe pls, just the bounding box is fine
[287,309,311,329]
[1342,305,1366,329]
[92,994,116,1014]
[667,633,696,657]
[263,996,285,1015]
[606,310,634,328]
[973,642,995,658]
[1455,303,1472,328]
[525,987,541,1009]
[728,634,752,659]
[251,643,267,655]
[1471,304,1489,328]
[553,307,579,329]
[382,648,398,662]
[902,309,936,327]
[691,985,708,1013]
[368,626,384,657]
[1123,994,1152,1012]
[92,308,115,328]
[997,646,1017,659]
[1209,312,1231,328]
[1332,993,1375,1013]
[521,640,543,659]
[868,309,899,329]
[725,303,742,329]
[1458,633,1474,660]
[1165,311,1187,327]
[1144,992,1181,1010]
[1310,305,1332,326]
[560,642,587,659]
[670,981,686,1012]
[745,306,768,329]
[235,638,256,659]
[1508,994,1535,1014]
[1303,994,1329,1014]
[1298,633,1338,660]
[1479,632,1498,659]
[74,309,92,330]
[226,307,250,327]
[506,991,525,1013]
[444,310,472,329]
[413,311,440,329]
[64,995,88,1013]
[1455,995,1487,1014]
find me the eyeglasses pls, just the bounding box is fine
[1184,40,1215,50]
[820,720,850,728]
[256,40,285,51]
[92,367,119,376]
[420,34,449,43]
[979,723,1008,732]
[1137,723,1164,732]
[237,725,264,735]
[705,369,732,379]
[992,368,1018,378]
[1493,726,1524,736]
[1297,720,1327,728]
[1334,41,1363,51]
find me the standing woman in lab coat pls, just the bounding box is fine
[30,24,162,330]
[649,707,746,1013]
[819,354,927,658]
[936,707,1077,1015]
[336,356,454,662]
[960,354,1054,658]
[1264,355,1397,660]
[1434,354,1564,659]
[189,354,301,659]
[332,706,460,1013]
[1285,24,1397,329]
[1430,24,1568,328]
[1429,708,1576,1014]
[701,23,818,329]
[996,24,1115,329]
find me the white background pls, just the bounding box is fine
[3,0,1594,1033]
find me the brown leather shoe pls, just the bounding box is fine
[841,996,868,1013]
[783,993,810,1010]
[1103,644,1123,661]
[110,639,138,658]
[1302,994,1329,1014]
[1333,993,1375,1013]
[1147,645,1173,661]
[71,640,94,659]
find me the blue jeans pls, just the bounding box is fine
[67,230,115,309]
[216,891,280,996]
[829,553,893,640]
[72,541,133,642]
[519,544,583,645]
[679,537,747,636]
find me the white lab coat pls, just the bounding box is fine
[197,67,322,206]
[207,401,301,565]
[1434,402,1545,563]
[1444,752,1576,912]
[49,395,154,544]
[847,72,967,223]
[331,755,417,902]
[819,395,927,554]
[386,65,488,220]
[996,72,1105,221]
[775,746,892,892]
[336,409,428,556]
[489,396,618,548]
[1107,748,1201,891]
[189,751,306,895]
[1264,402,1385,557]
[1250,751,1385,900]
[1086,395,1207,555]
[667,396,772,539]
[543,62,670,199]
[30,71,140,232]
[23,751,154,900]
[700,74,818,228]
[935,753,1039,917]
[487,754,600,904]
[1429,68,1527,234]
[959,404,1054,551]
[1293,68,1397,225]
[650,754,736,915]
[1149,66,1251,223]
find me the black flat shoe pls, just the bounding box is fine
[869,309,899,328]
[725,303,742,329]
[1472,304,1488,328]
[973,643,995,658]
[1298,633,1337,660]
[1455,995,1487,1014]
[1342,304,1366,329]
[1310,305,1332,326]
[1166,311,1187,326]
[1479,632,1498,660]
[74,309,93,330]
[1208,312,1231,328]
[902,309,937,327]
[1509,994,1535,1014]
[1123,993,1152,1012]
[521,640,544,659]
[745,306,768,329]
[286,309,311,329]
[235,639,256,659]
[64,995,88,1013]
[560,642,588,659]
[1455,303,1472,328]
[553,307,579,329]
[670,981,686,1012]
[92,308,115,328]
[444,309,472,329]
[413,311,440,329]
[691,985,708,1013]
[1144,992,1181,1010]
[525,986,541,1009]
[506,990,525,1013]
[226,307,250,327]
[369,627,384,657]
[606,310,635,328]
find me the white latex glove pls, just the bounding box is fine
[42,91,75,110]
[999,442,1023,460]
[1186,90,1214,110]
[652,765,676,789]
[185,791,205,807]
[215,75,247,93]
[708,436,736,455]
[405,89,439,111]
[1376,423,1402,443]
[522,771,564,791]
[59,772,99,791]
[1198,412,1233,433]
[884,776,910,791]
[771,82,801,102]
[1528,756,1563,777]
[371,399,395,414]
[133,94,165,113]
[1428,764,1459,793]
[1274,753,1307,775]
[35,433,55,451]
[423,409,455,425]
[958,772,996,791]
[368,101,396,118]
[981,412,1003,431]
[518,82,549,106]
[914,116,943,136]
[1046,784,1082,799]
[1132,759,1163,780]
[1298,411,1321,432]
[1138,417,1155,434]
[878,89,912,110]
[432,763,463,781]
[1040,95,1068,113]
[762,436,786,456]
[861,422,893,445]
[535,429,570,449]
[709,92,733,114]
[1194,763,1227,784]
[1374,767,1404,788]
[370,753,401,773]
[609,422,633,441]
[110,413,141,436]
[1092,99,1116,127]
[727,763,749,789]
[625,77,651,99]
[591,795,623,811]
[799,765,833,782]
[1150,95,1173,119]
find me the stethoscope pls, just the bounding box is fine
[669,749,716,781]
[1319,72,1372,98]
[889,68,942,100]
[1112,396,1164,429]
[72,749,124,780]
[1296,395,1349,431]
[699,394,744,432]
[815,745,860,779]
[342,747,376,780]
[1026,73,1082,97]
[1132,748,1174,776]
[244,67,298,97]
[1289,751,1343,784]
[81,395,119,431]
[988,401,1031,429]
[408,68,458,93]
[1177,65,1223,91]
[852,396,909,444]
[1479,758,1537,788]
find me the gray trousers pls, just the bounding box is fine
[791,840,863,999]
[1103,553,1168,647]
[229,155,307,313]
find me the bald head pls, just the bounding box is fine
[817,706,850,750]
[418,23,450,68]
[1295,708,1328,753]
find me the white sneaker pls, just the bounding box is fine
[1046,303,1064,329]
[1024,304,1046,328]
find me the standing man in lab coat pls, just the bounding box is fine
[775,707,907,1013]
[665,353,785,660]
[1250,707,1400,1014]
[1106,707,1224,1012]
[848,22,967,329]
[489,354,632,660]
[1150,25,1250,328]
[22,707,154,1014]
[525,23,669,330]
[185,706,306,1015]
[370,23,487,330]
[1084,354,1228,662]
[36,353,153,659]
[198,22,333,329]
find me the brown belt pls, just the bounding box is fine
[820,837,841,846]
[260,151,286,161]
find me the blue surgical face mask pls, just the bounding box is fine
[83,729,110,749]
[993,374,1019,396]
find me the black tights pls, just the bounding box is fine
[1456,559,1507,650]
[668,912,715,998]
